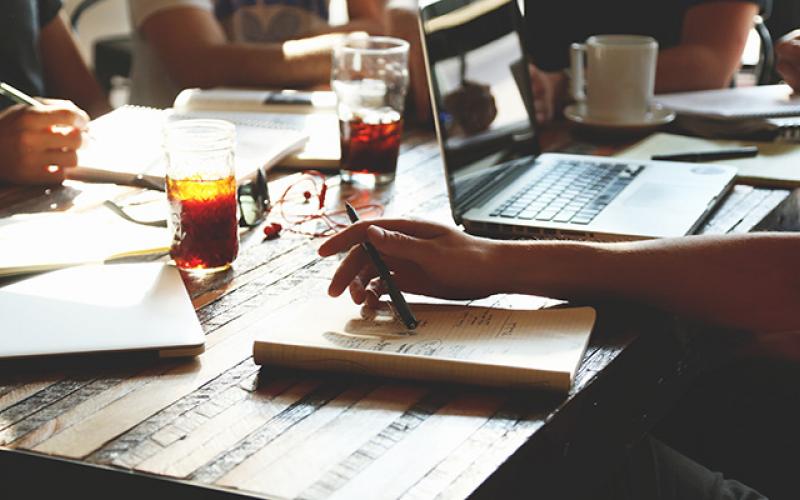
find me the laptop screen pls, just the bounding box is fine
[419,0,539,221]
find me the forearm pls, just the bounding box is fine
[305,19,386,36]
[141,8,338,90]
[654,1,756,93]
[39,13,110,117]
[176,40,334,89]
[655,45,737,93]
[494,233,800,333]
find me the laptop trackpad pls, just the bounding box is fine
[623,183,707,209]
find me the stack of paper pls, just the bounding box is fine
[655,84,800,119]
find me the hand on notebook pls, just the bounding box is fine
[319,219,500,306]
[777,31,800,92]
[0,100,88,185]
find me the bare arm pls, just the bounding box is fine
[498,233,800,334]
[139,7,345,89]
[39,12,110,118]
[655,1,758,92]
[319,220,800,335]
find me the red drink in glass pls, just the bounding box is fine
[167,175,239,271]
[339,109,403,184]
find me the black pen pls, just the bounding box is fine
[651,146,758,162]
[344,202,418,330]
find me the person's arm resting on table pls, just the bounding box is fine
[138,6,346,89]
[319,220,800,335]
[138,0,397,91]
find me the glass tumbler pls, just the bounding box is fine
[164,119,239,273]
[332,35,409,185]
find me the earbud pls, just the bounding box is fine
[263,222,282,239]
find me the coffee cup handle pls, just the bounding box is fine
[570,43,586,103]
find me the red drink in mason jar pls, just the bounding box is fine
[164,119,238,273]
[339,109,403,182]
[167,175,238,271]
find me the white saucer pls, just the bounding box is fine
[564,103,676,131]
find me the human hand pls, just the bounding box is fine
[318,219,502,306]
[528,63,568,124]
[0,100,88,185]
[776,30,800,92]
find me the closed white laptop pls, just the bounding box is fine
[0,263,205,359]
[418,0,736,241]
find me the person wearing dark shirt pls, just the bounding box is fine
[0,0,109,185]
[524,0,764,123]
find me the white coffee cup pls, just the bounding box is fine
[570,35,658,124]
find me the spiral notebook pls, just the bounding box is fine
[74,105,307,188]
[173,88,340,169]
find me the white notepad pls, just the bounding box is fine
[0,263,204,359]
[74,105,307,186]
[174,88,340,169]
[253,297,596,392]
[655,84,800,119]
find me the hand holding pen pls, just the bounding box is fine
[319,216,503,314]
[0,82,89,185]
[342,203,418,330]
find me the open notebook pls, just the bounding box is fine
[0,209,169,277]
[73,105,307,187]
[174,88,340,169]
[616,132,800,188]
[254,298,596,392]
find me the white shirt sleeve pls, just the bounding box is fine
[129,0,214,28]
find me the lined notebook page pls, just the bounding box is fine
[254,298,596,391]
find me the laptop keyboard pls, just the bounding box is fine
[489,159,644,225]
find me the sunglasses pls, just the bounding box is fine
[237,168,270,227]
[105,169,271,229]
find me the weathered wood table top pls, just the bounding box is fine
[0,129,797,499]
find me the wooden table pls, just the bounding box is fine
[0,130,797,499]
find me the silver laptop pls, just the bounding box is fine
[0,263,205,360]
[418,0,735,240]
